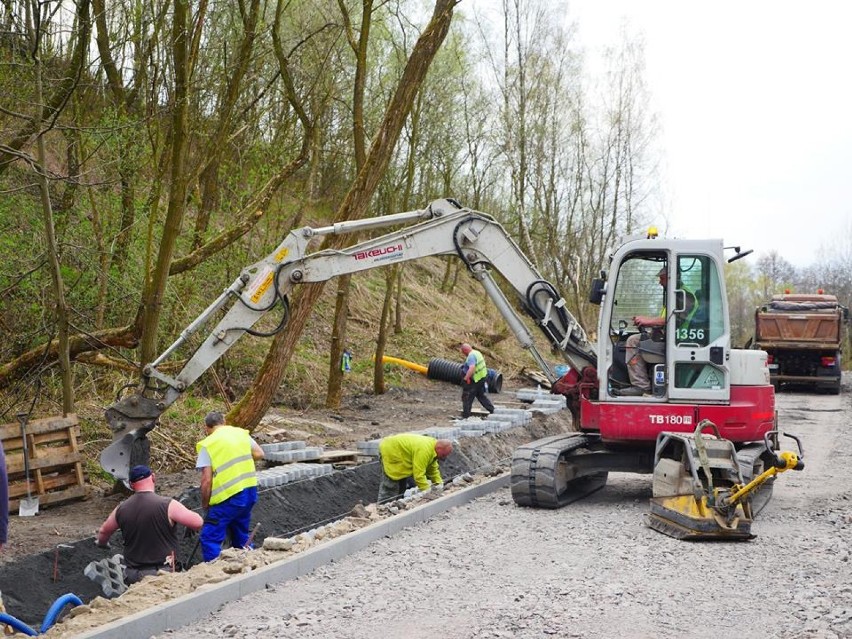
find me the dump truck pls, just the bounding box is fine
[754,292,848,394]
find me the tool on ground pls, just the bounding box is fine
[646,421,804,540]
[16,412,39,517]
[244,522,261,549]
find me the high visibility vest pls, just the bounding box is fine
[196,425,257,506]
[662,288,699,328]
[470,349,488,383]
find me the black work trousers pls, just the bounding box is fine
[461,378,494,418]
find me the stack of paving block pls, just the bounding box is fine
[416,425,462,440]
[260,440,324,463]
[529,393,567,414]
[356,439,381,458]
[256,462,334,488]
[516,387,567,414]
[455,406,530,437]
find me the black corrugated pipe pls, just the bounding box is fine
[426,358,503,393]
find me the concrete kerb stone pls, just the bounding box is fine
[74,473,511,639]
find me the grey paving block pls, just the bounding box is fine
[84,554,127,598]
[261,441,307,454]
[356,440,381,456]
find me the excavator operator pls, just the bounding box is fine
[622,267,697,396]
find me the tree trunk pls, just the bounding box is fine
[25,0,92,414]
[138,0,192,365]
[373,265,396,395]
[0,326,138,389]
[325,273,352,409]
[393,265,404,334]
[327,0,374,409]
[228,0,458,430]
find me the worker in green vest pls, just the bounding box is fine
[196,411,265,561]
[460,343,495,418]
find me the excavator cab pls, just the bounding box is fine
[596,240,732,404]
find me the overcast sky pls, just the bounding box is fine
[566,0,852,268]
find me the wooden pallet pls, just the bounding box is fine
[315,450,360,464]
[1,414,86,513]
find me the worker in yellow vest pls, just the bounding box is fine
[196,411,265,561]
[377,433,453,503]
[460,343,495,418]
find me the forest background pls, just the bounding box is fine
[1,0,849,481]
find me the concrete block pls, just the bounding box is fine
[84,554,127,598]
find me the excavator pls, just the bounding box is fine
[101,198,802,540]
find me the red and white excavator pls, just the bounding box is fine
[102,199,802,539]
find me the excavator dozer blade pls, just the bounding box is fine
[646,498,755,541]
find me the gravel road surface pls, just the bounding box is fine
[162,384,852,639]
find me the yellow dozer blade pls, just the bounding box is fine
[646,421,803,541]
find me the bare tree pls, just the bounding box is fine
[228,0,460,431]
[137,0,193,365]
[326,0,374,409]
[756,250,796,299]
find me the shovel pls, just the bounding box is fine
[17,412,39,517]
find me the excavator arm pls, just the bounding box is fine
[102,199,596,481]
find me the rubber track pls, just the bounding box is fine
[510,433,607,509]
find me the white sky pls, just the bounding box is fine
[566,0,852,267]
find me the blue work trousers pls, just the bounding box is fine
[201,486,258,562]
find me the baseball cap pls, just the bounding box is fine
[129,465,153,483]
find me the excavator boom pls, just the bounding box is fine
[102,199,595,481]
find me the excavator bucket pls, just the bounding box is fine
[646,424,759,541]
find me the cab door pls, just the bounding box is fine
[666,246,730,402]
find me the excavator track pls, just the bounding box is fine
[511,433,608,508]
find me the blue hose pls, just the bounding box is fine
[0,592,84,636]
[39,593,84,634]
[0,611,37,635]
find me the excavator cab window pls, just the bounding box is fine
[674,255,724,348]
[608,255,667,334]
[606,253,667,391]
[672,254,727,389]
